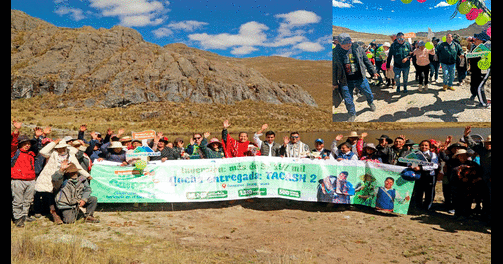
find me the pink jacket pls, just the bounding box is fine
[413,48,435,66]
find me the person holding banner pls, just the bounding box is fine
[436,34,464,91]
[386,32,413,93]
[409,140,439,211]
[468,31,491,108]
[281,132,310,158]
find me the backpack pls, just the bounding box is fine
[11,149,21,167]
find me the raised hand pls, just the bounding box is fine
[223,120,230,129]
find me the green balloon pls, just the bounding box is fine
[366,53,373,59]
[447,0,459,5]
[458,1,473,15]
[476,12,490,26]
[425,42,434,49]
[442,36,447,42]
[478,58,490,70]
[401,0,413,3]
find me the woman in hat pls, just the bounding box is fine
[199,132,225,159]
[381,42,395,88]
[360,143,382,163]
[34,139,90,224]
[334,142,358,161]
[98,141,128,165]
[449,148,482,218]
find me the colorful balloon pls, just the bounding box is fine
[366,53,373,59]
[458,1,473,15]
[417,0,427,3]
[466,8,483,20]
[425,42,434,50]
[486,26,491,37]
[135,160,147,170]
[381,63,387,71]
[477,58,490,70]
[442,36,447,42]
[447,0,459,4]
[401,0,413,3]
[475,12,490,26]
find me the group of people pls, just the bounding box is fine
[333,30,491,121]
[11,118,491,226]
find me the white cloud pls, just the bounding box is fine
[275,10,321,38]
[189,10,325,56]
[293,42,324,52]
[89,0,169,27]
[231,46,258,55]
[434,2,450,8]
[54,6,86,21]
[152,27,173,38]
[188,21,269,50]
[353,0,363,4]
[167,20,209,32]
[333,0,353,8]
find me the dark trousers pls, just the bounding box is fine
[412,173,436,210]
[416,65,430,85]
[33,191,56,215]
[60,196,98,224]
[429,61,440,80]
[470,68,490,106]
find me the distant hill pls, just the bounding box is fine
[333,22,490,45]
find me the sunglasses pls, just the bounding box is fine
[193,137,201,140]
[290,136,299,139]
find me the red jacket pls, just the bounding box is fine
[223,134,249,158]
[11,149,36,181]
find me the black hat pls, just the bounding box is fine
[404,139,415,146]
[17,135,36,147]
[376,135,393,144]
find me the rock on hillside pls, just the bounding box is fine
[11,10,317,108]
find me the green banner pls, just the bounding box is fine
[90,157,415,214]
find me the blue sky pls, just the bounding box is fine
[333,0,491,35]
[11,0,332,61]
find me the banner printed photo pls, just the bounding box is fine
[90,157,415,214]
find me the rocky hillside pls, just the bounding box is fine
[11,10,317,108]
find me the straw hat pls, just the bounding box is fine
[346,131,359,138]
[107,141,123,149]
[120,136,132,142]
[453,149,469,158]
[207,138,222,148]
[54,140,70,149]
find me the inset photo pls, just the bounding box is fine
[332,0,491,122]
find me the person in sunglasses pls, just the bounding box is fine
[386,32,413,93]
[280,132,310,158]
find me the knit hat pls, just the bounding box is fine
[337,33,352,45]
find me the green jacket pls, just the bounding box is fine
[387,41,412,68]
[436,41,462,65]
[199,138,225,159]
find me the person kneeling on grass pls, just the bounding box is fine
[52,161,100,224]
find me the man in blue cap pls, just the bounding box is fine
[468,31,491,108]
[332,33,379,122]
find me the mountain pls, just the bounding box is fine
[415,21,491,39]
[11,10,317,108]
[333,21,491,45]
